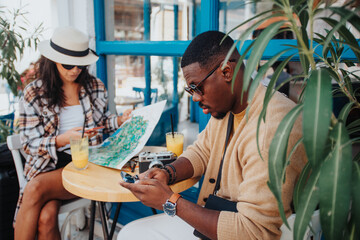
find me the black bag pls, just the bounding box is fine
[0,143,19,240]
[193,114,238,240]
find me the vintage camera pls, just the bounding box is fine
[139,151,176,173]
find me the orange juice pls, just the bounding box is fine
[166,132,184,157]
[72,151,89,169]
[70,137,89,170]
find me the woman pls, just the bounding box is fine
[15,26,131,239]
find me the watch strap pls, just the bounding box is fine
[169,193,181,204]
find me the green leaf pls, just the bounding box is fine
[243,21,285,96]
[299,27,310,75]
[329,7,360,35]
[268,104,303,228]
[247,49,292,110]
[293,161,311,212]
[352,162,360,238]
[303,69,332,168]
[319,122,352,240]
[321,17,360,63]
[293,164,321,240]
[338,102,354,122]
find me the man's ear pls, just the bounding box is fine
[221,62,233,83]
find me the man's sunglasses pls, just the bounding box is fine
[61,64,88,70]
[185,59,236,96]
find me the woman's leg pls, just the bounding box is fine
[14,168,76,240]
[37,200,61,240]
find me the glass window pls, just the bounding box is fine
[114,55,185,110]
[114,0,197,41]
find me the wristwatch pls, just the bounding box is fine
[163,193,182,217]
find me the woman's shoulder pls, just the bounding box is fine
[23,79,44,102]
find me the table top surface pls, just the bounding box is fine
[114,96,144,106]
[62,146,199,202]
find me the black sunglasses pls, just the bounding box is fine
[61,64,88,70]
[185,59,236,96]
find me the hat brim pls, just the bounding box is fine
[38,40,99,66]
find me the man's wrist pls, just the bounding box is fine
[161,167,172,185]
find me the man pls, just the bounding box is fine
[118,31,306,240]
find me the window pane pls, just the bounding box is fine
[114,0,196,41]
[219,0,273,40]
[114,55,185,110]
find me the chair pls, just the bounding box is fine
[7,134,90,239]
[132,87,158,104]
[280,210,322,240]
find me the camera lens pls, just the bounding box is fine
[149,159,164,169]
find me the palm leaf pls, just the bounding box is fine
[247,49,292,112]
[319,121,352,240]
[303,69,332,168]
[268,104,303,228]
[352,162,360,238]
[321,17,360,63]
[293,164,321,240]
[293,161,311,212]
[243,21,285,96]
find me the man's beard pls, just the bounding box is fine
[199,102,227,120]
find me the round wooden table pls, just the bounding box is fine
[62,162,199,202]
[62,146,199,240]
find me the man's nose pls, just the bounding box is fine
[192,92,202,102]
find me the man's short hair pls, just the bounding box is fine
[181,31,235,69]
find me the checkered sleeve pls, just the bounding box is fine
[90,79,118,134]
[19,83,57,180]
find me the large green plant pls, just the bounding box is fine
[227,0,360,239]
[0,5,43,96]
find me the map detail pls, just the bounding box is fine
[89,116,148,168]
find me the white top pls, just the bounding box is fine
[58,105,84,153]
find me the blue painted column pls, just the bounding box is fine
[93,0,107,87]
[173,4,179,122]
[198,0,219,132]
[144,0,151,106]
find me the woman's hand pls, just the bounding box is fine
[56,127,81,148]
[55,126,96,148]
[117,108,133,126]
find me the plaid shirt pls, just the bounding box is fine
[14,78,118,222]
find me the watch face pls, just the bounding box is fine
[163,201,176,217]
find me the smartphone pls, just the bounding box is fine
[84,126,105,133]
[120,171,139,183]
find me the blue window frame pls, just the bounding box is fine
[93,0,359,135]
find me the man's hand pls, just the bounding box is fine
[140,167,169,184]
[120,178,173,210]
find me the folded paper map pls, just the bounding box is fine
[89,100,166,169]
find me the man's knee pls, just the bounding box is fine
[117,220,142,239]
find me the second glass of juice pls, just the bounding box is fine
[166,132,184,157]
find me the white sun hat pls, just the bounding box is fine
[38,26,99,66]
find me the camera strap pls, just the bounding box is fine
[213,112,233,195]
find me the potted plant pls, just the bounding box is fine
[0,5,43,143]
[0,5,43,96]
[227,0,360,239]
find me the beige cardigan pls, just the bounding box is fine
[181,85,307,240]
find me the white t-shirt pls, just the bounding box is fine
[58,105,84,153]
